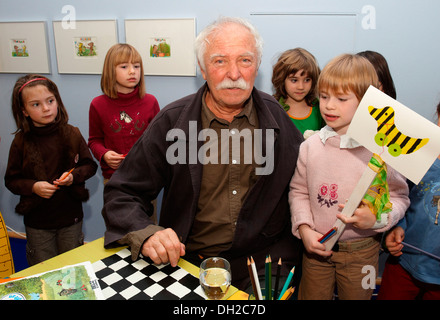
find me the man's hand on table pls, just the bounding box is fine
[141,228,186,267]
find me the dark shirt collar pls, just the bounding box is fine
[201,86,257,128]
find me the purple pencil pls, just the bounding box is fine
[402,241,440,261]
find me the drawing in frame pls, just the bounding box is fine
[0,21,50,74]
[125,18,196,76]
[53,20,118,74]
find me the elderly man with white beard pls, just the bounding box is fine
[101,16,304,291]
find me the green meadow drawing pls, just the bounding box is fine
[0,264,100,300]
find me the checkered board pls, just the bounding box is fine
[92,248,206,300]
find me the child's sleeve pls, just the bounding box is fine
[72,127,98,183]
[288,141,315,238]
[4,137,37,196]
[88,101,109,164]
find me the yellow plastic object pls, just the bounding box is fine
[0,212,14,278]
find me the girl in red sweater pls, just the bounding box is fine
[88,44,160,182]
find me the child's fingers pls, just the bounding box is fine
[54,173,73,186]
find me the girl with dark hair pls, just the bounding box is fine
[357,50,397,99]
[5,74,97,265]
[272,48,324,135]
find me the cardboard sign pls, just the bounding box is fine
[347,86,440,184]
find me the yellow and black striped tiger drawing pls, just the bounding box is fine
[368,105,429,157]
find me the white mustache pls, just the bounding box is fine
[216,78,249,90]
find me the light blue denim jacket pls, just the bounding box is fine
[397,158,440,285]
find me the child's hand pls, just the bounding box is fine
[336,201,376,229]
[32,181,58,199]
[53,171,73,187]
[298,224,333,257]
[103,150,125,169]
[385,226,405,257]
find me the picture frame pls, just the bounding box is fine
[0,21,50,74]
[52,20,118,74]
[125,18,196,76]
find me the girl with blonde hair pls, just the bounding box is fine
[88,43,160,181]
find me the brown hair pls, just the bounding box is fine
[11,74,69,134]
[272,48,320,105]
[436,100,440,121]
[318,53,379,102]
[100,43,145,99]
[357,50,396,99]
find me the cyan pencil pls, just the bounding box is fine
[278,266,295,300]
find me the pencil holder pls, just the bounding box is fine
[248,288,275,300]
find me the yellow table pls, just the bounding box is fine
[10,237,248,300]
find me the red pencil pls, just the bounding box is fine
[318,227,337,243]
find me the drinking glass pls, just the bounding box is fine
[199,257,231,300]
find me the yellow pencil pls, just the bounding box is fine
[278,266,295,300]
[280,287,295,300]
[285,287,295,300]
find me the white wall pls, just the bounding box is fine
[1,0,440,241]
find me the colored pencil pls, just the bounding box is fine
[402,241,440,261]
[267,255,272,300]
[264,256,269,300]
[55,167,75,189]
[274,258,282,300]
[280,287,295,300]
[247,258,259,301]
[278,266,295,300]
[59,167,74,181]
[318,227,337,243]
[319,229,336,243]
[286,287,295,300]
[250,257,263,300]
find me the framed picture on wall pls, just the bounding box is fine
[53,20,118,74]
[125,18,196,76]
[0,21,50,74]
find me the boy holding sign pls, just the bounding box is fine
[289,54,410,300]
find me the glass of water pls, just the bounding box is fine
[199,257,231,300]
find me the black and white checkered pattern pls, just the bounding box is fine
[92,248,205,300]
